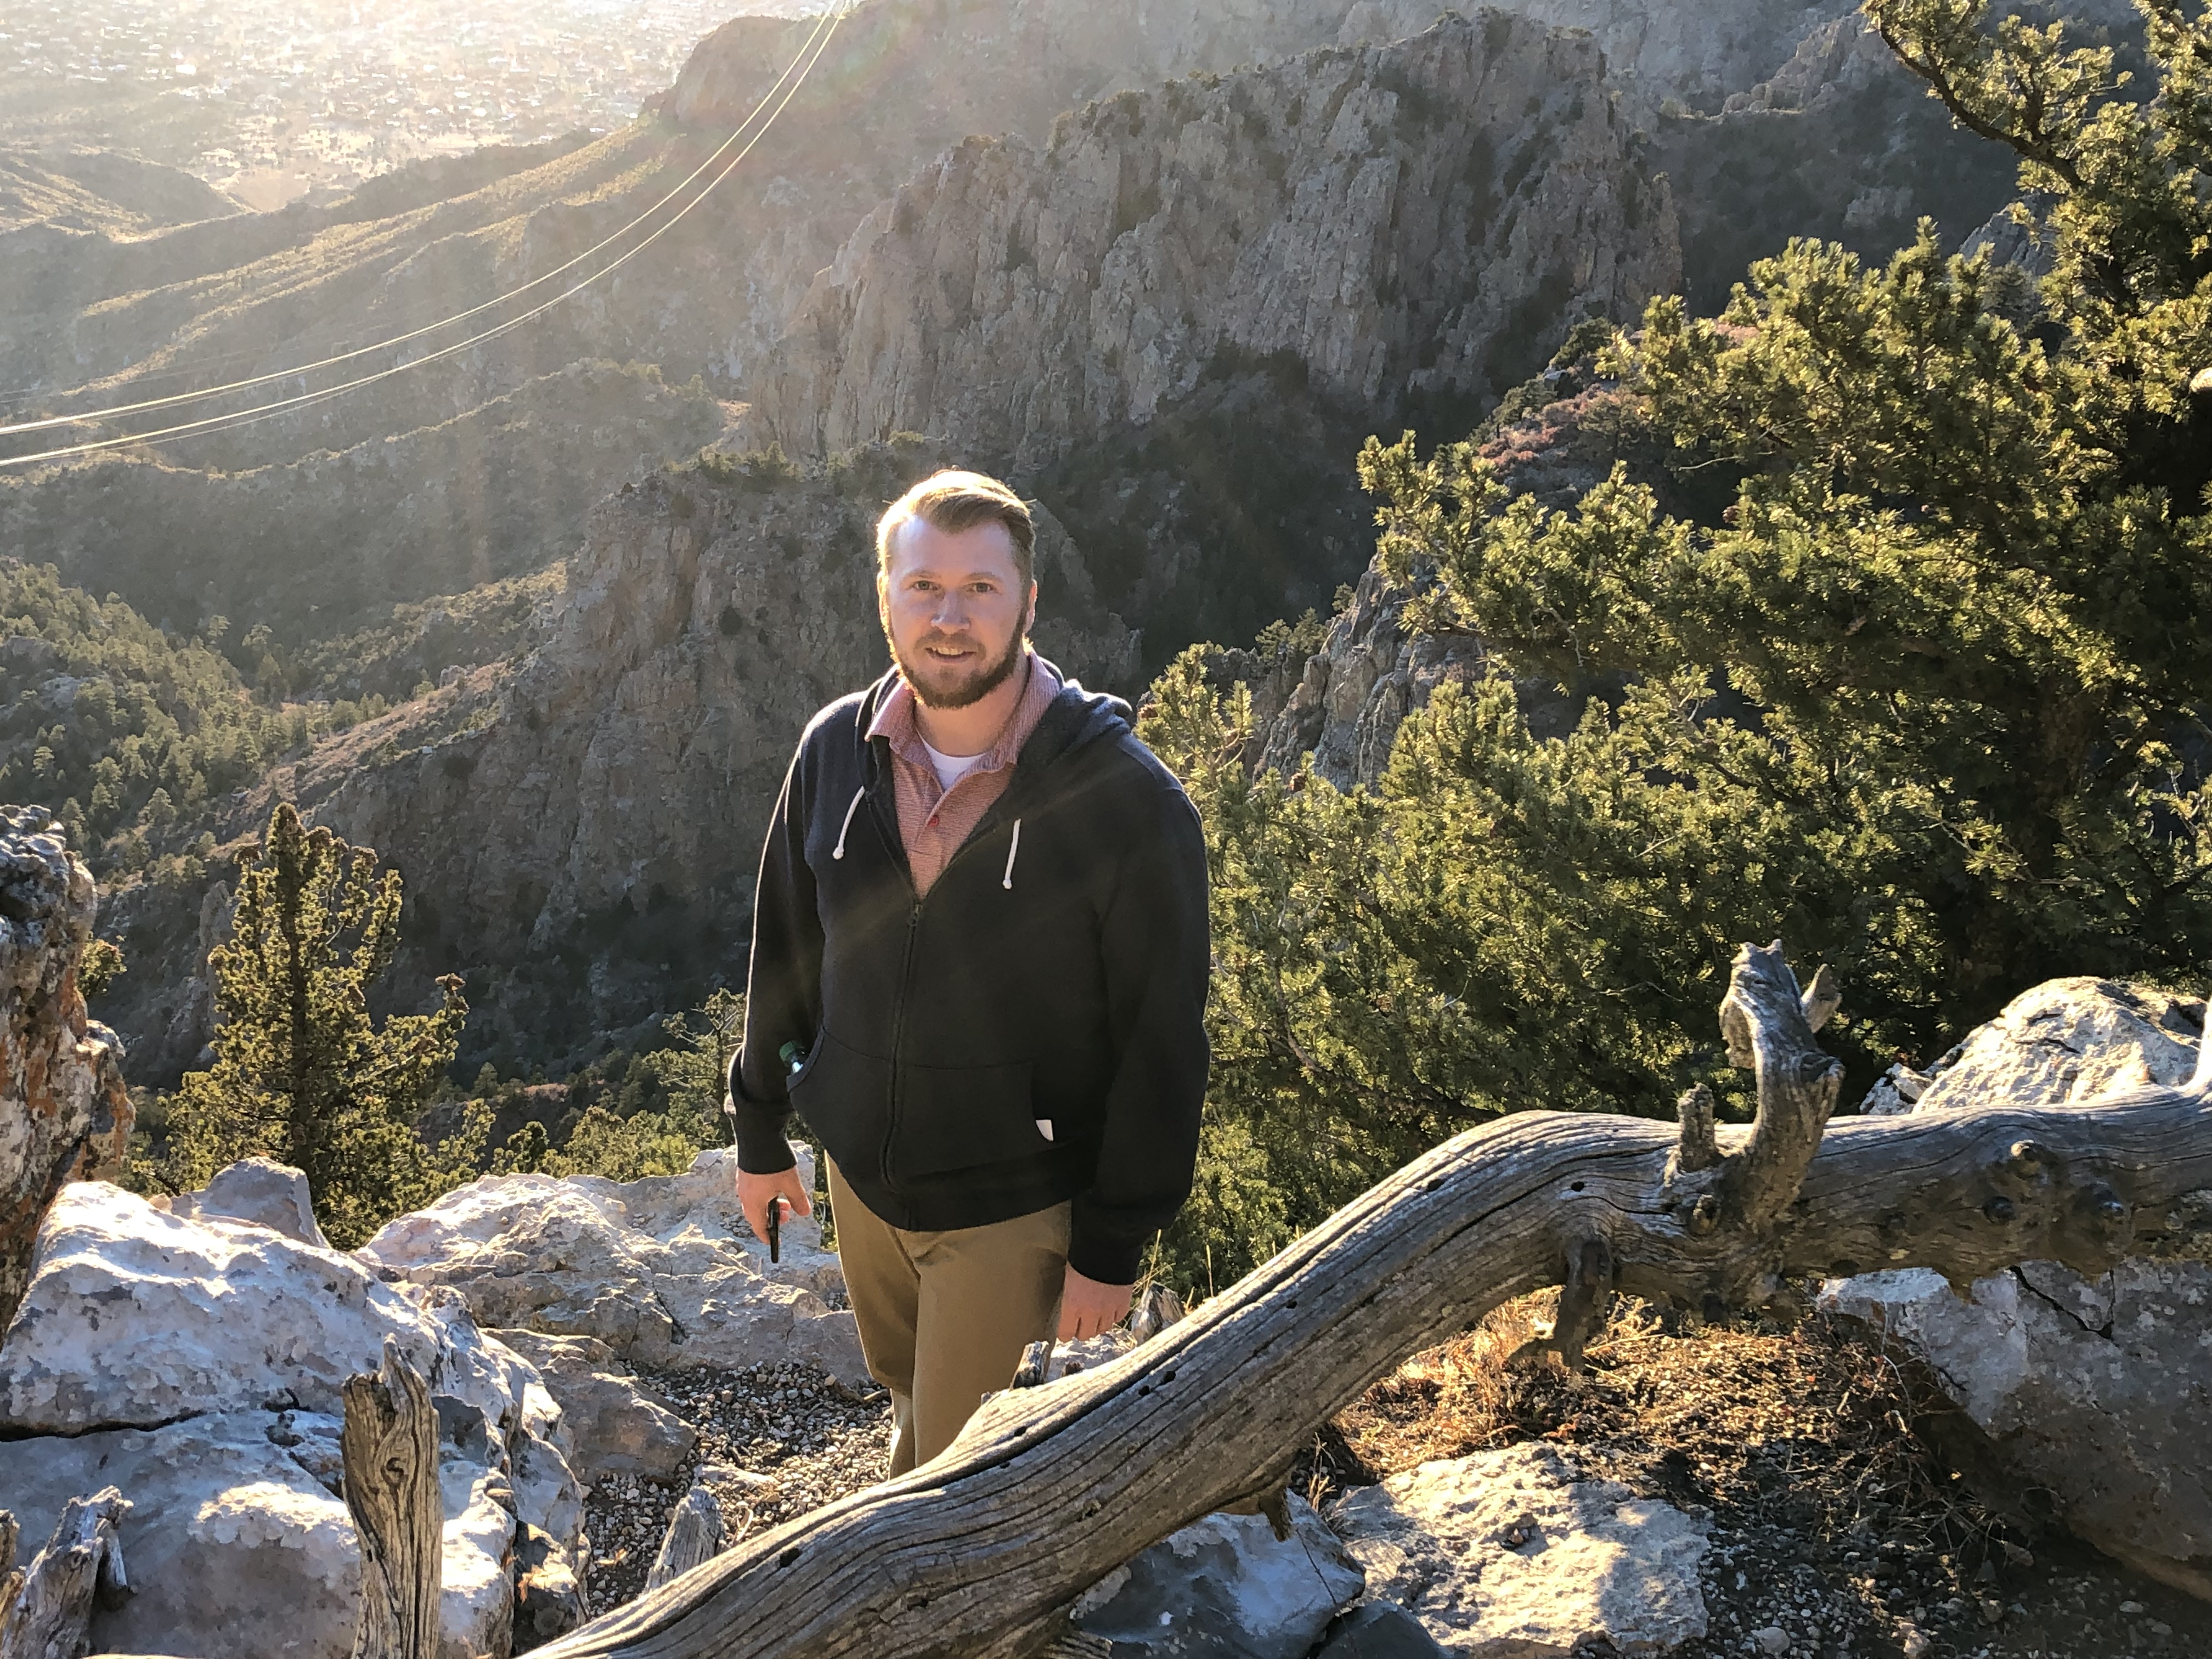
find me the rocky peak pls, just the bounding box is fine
[753,13,1679,471]
[1339,0,1849,111]
[663,0,1375,134]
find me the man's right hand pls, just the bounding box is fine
[736,1164,814,1252]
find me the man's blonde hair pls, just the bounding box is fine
[876,470,1036,589]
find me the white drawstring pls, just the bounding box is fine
[832,787,865,860]
[1001,819,1022,890]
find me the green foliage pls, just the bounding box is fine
[1146,0,2212,1293]
[78,937,123,1001]
[472,989,747,1182]
[0,564,292,867]
[154,803,474,1247]
[697,443,802,490]
[0,564,410,877]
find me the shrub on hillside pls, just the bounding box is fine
[1144,0,2212,1291]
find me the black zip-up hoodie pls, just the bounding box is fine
[729,664,1210,1285]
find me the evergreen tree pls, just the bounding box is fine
[1144,0,2212,1289]
[166,803,476,1246]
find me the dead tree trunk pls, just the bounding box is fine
[0,1487,130,1659]
[534,943,2212,1659]
[341,1338,442,1659]
[645,1488,730,1594]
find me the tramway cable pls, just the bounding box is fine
[0,2,845,445]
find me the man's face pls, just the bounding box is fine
[878,515,1037,710]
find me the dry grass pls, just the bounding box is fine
[1299,1293,2006,1557]
[1290,1296,2212,1658]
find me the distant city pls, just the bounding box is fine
[1,0,818,208]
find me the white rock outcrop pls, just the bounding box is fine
[0,1182,532,1437]
[357,1146,868,1387]
[1327,1443,1711,1655]
[1822,977,2211,1599]
[0,1409,524,1659]
[0,1173,596,1656]
[165,1153,330,1247]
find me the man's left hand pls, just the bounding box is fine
[1058,1265,1133,1342]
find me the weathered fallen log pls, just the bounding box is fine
[341,1338,442,1659]
[0,1486,130,1659]
[536,943,2212,1659]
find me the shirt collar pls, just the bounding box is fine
[867,650,1060,775]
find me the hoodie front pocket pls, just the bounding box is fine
[785,1029,891,1168]
[891,1058,1047,1178]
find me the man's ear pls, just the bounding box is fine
[1025,580,1038,635]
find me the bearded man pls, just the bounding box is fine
[729,468,1210,1475]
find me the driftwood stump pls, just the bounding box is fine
[0,1487,130,1659]
[533,941,2212,1659]
[645,1488,730,1594]
[341,1338,442,1659]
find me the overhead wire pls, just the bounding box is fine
[0,7,846,472]
[0,2,844,444]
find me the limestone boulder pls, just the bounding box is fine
[0,1182,533,1438]
[1327,1443,1711,1655]
[1823,977,2211,1598]
[166,1155,329,1248]
[1071,1493,1363,1658]
[490,1329,697,1486]
[357,1146,868,1387]
[0,1409,520,1659]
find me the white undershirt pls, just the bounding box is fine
[919,737,989,793]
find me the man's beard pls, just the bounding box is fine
[893,627,1026,710]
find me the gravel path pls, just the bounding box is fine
[577,1359,893,1616]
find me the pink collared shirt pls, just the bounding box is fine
[865,653,1061,897]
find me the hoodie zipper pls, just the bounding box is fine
[876,785,1026,1202]
[856,673,1110,1203]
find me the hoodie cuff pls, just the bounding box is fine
[731,1102,798,1175]
[1065,1227,1143,1288]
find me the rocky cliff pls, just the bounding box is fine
[1336,0,1842,109]
[754,13,1679,471]
[0,806,129,1333]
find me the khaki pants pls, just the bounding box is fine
[826,1158,1069,1477]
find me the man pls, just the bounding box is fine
[727,468,1210,1476]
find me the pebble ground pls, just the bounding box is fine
[577,1359,891,1616]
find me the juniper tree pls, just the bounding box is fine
[1143,0,2212,1287]
[167,802,475,1245]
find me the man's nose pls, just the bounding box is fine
[929,592,971,629]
